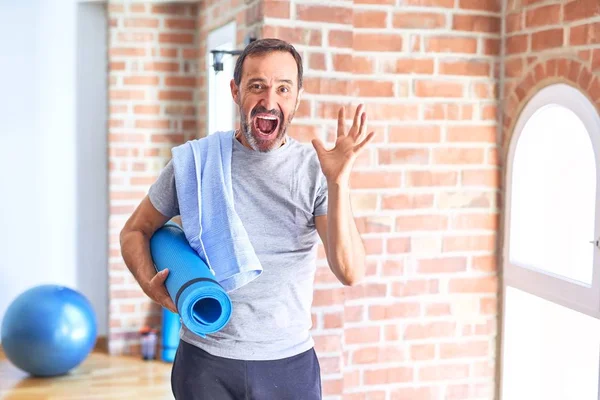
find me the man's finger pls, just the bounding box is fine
[351,104,363,133]
[337,107,346,137]
[354,131,376,153]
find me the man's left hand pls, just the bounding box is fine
[312,103,375,186]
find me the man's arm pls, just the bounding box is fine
[315,184,366,286]
[311,103,375,287]
[120,196,177,312]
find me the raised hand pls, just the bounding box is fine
[311,104,376,185]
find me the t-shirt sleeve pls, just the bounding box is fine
[148,159,180,218]
[314,170,328,216]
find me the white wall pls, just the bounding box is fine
[0,0,108,338]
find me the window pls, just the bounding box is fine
[207,22,236,135]
[501,83,600,399]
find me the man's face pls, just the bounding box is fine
[230,51,302,152]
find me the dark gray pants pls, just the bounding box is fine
[171,340,322,400]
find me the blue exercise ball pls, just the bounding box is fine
[1,284,97,377]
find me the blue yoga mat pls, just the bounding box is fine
[161,307,181,362]
[149,222,232,338]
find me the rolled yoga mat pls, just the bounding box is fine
[149,222,232,338]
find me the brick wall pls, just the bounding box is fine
[107,1,199,355]
[107,0,502,397]
[502,0,600,150]
[262,1,501,399]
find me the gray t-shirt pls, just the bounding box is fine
[148,132,328,360]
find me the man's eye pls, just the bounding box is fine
[280,87,289,93]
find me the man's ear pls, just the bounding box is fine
[230,79,240,105]
[294,87,304,113]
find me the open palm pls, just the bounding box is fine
[312,104,375,185]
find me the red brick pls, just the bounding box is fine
[526,4,561,28]
[382,260,404,276]
[350,171,403,188]
[402,0,454,6]
[426,302,452,316]
[389,58,435,74]
[144,62,180,72]
[393,12,446,29]
[419,364,470,381]
[396,215,448,231]
[389,126,441,143]
[532,28,564,51]
[564,0,600,22]
[165,77,197,87]
[314,335,342,353]
[405,322,456,340]
[296,5,351,24]
[308,53,326,71]
[369,303,421,320]
[387,238,412,253]
[452,213,497,230]
[151,4,188,15]
[352,80,394,97]
[440,340,489,358]
[439,60,491,76]
[354,34,403,52]
[109,90,146,100]
[481,298,497,314]
[447,125,496,143]
[459,0,501,12]
[391,280,439,297]
[406,171,458,187]
[158,90,193,101]
[135,119,170,129]
[352,345,405,364]
[418,257,468,274]
[117,32,155,43]
[449,276,498,293]
[391,387,440,400]
[506,34,529,54]
[364,367,413,385]
[443,234,495,252]
[346,326,381,344]
[462,169,499,187]
[110,47,146,57]
[415,80,464,97]
[164,18,196,30]
[410,344,436,361]
[159,33,195,44]
[354,10,388,28]
[453,15,501,33]
[432,147,485,164]
[346,283,388,301]
[426,36,478,53]
[506,12,522,33]
[124,18,160,28]
[123,76,160,86]
[382,193,435,209]
[472,255,496,272]
[378,148,429,165]
[313,288,345,307]
[263,0,290,18]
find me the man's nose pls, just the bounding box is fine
[259,89,278,112]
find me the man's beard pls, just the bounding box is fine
[239,103,296,153]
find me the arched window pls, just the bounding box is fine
[501,83,600,400]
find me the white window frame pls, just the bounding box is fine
[206,21,237,136]
[503,82,600,319]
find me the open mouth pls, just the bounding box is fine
[253,114,279,137]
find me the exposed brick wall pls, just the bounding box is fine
[107,1,199,355]
[107,0,504,396]
[502,0,600,151]
[262,1,501,398]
